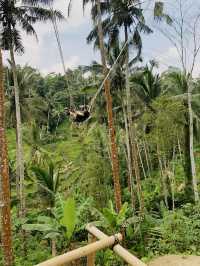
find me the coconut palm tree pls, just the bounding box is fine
[85,0,167,214]
[130,61,162,112]
[0,48,13,266]
[5,64,48,128]
[68,0,123,212]
[31,160,61,208]
[0,0,64,217]
[96,0,122,212]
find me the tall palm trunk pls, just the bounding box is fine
[187,86,199,203]
[124,25,144,214]
[0,48,13,266]
[9,44,25,217]
[96,0,122,212]
[183,101,192,194]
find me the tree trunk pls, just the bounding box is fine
[52,239,57,257]
[122,103,135,211]
[143,140,151,177]
[124,25,144,214]
[188,88,199,203]
[183,111,192,189]
[96,0,122,212]
[9,45,25,217]
[137,141,147,180]
[0,48,13,266]
[157,146,169,209]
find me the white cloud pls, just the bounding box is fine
[3,0,92,73]
[142,46,180,74]
[42,55,80,74]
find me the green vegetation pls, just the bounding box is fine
[1,62,200,265]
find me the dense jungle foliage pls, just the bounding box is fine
[1,63,200,265]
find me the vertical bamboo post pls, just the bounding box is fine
[87,234,96,266]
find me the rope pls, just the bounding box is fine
[51,4,131,112]
[51,8,73,107]
[88,39,129,112]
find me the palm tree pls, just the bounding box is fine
[96,0,123,212]
[0,0,64,217]
[0,48,13,266]
[86,1,156,214]
[5,64,48,128]
[69,0,122,212]
[31,160,61,208]
[130,61,162,112]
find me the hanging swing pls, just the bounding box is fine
[51,10,128,123]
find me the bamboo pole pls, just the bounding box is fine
[87,234,96,266]
[136,142,147,180]
[86,224,147,266]
[143,140,151,178]
[35,234,122,266]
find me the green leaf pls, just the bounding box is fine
[37,216,53,224]
[60,198,76,239]
[102,208,117,228]
[44,232,60,240]
[126,225,134,238]
[22,223,54,232]
[117,202,129,226]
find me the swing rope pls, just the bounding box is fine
[51,8,73,108]
[51,6,129,113]
[88,39,129,112]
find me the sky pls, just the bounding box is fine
[3,0,200,77]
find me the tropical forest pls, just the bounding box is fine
[1,0,200,266]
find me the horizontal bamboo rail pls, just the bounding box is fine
[86,224,147,266]
[35,233,122,266]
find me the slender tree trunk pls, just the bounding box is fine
[137,141,147,180]
[171,144,176,211]
[96,0,122,212]
[15,130,20,216]
[177,134,182,162]
[47,108,50,133]
[123,104,132,191]
[183,111,192,190]
[0,48,13,266]
[124,25,144,214]
[9,45,25,217]
[143,140,151,177]
[188,87,199,203]
[122,103,135,210]
[157,146,168,208]
[51,239,57,257]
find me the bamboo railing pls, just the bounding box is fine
[35,224,147,266]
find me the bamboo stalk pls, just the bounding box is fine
[35,234,122,266]
[177,134,182,162]
[87,234,96,266]
[136,141,147,180]
[157,146,168,208]
[143,140,151,178]
[171,144,176,211]
[122,103,136,210]
[145,139,152,171]
[86,224,146,266]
